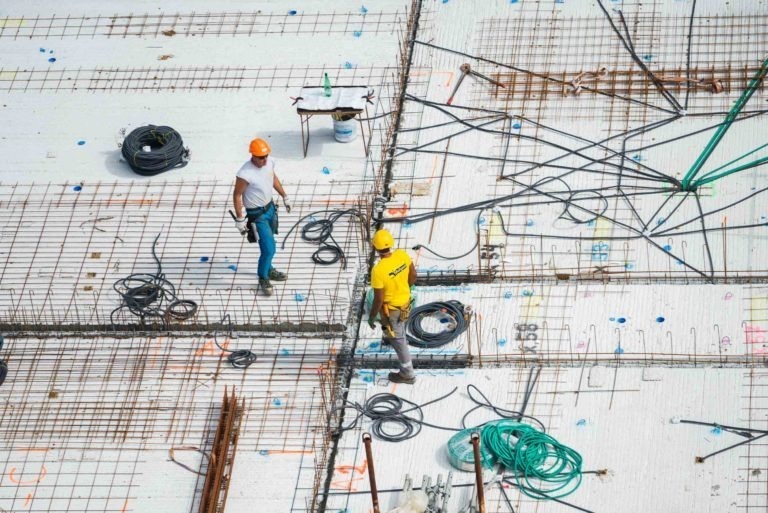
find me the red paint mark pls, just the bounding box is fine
[121,499,129,513]
[24,493,32,506]
[8,465,47,484]
[335,458,367,475]
[386,202,409,216]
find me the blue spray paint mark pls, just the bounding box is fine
[77,140,86,145]
[555,0,565,3]
[643,54,653,61]
[368,341,380,349]
[497,338,507,347]
[73,185,82,192]
[521,289,533,297]
[39,48,46,53]
[710,426,722,435]
[353,31,362,38]
[656,316,666,323]
[344,61,354,69]
[280,348,291,356]
[321,166,330,175]
[360,6,368,14]
[631,154,643,161]
[586,219,596,227]
[617,317,626,324]
[273,398,282,406]
[294,293,306,302]
[656,217,665,225]
[48,57,56,63]
[442,0,450,3]
[512,122,522,130]
[510,0,519,3]
[526,219,534,227]
[288,10,297,15]
[403,221,411,229]
[576,419,587,427]
[259,450,270,456]
[503,291,513,299]
[663,244,672,251]
[624,262,634,270]
[228,264,237,272]
[200,256,209,263]
[49,50,54,54]
[614,346,625,354]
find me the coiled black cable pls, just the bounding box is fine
[335,387,459,442]
[213,314,258,369]
[282,209,368,269]
[121,125,189,176]
[406,300,469,348]
[111,232,198,327]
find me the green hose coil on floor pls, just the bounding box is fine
[481,419,583,500]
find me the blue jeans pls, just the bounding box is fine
[247,203,276,279]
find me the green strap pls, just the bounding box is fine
[693,155,768,186]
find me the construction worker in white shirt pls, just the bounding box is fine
[367,229,417,384]
[232,138,291,296]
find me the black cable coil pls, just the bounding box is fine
[406,300,469,348]
[121,125,189,176]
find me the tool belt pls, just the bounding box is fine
[385,303,411,322]
[245,201,278,243]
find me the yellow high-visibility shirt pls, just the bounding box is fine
[370,249,412,307]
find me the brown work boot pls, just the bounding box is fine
[259,278,274,296]
[268,268,288,281]
[388,371,416,385]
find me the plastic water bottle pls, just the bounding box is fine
[323,73,332,97]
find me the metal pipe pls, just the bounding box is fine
[470,432,485,513]
[362,432,381,513]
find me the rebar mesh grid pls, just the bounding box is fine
[0,181,369,333]
[0,9,404,40]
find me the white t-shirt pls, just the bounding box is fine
[236,157,276,208]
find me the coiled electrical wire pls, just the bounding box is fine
[213,314,258,369]
[110,232,198,327]
[334,387,459,442]
[121,125,189,176]
[282,209,368,269]
[406,300,468,348]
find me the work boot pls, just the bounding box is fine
[268,268,288,281]
[388,371,416,385]
[259,278,274,296]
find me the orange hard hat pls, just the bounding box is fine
[249,138,271,157]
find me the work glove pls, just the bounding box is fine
[367,317,376,330]
[283,195,292,213]
[234,215,248,235]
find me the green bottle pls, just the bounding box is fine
[323,73,332,97]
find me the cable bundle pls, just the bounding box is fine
[212,314,258,369]
[121,125,189,176]
[111,232,197,327]
[482,420,583,500]
[334,387,458,442]
[282,209,368,268]
[406,300,469,348]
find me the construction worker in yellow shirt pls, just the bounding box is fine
[367,229,417,384]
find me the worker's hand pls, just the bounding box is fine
[367,317,376,330]
[283,196,292,213]
[234,216,248,235]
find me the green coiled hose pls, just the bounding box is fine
[481,419,582,500]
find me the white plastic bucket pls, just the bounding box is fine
[333,118,358,143]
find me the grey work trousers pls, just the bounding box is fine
[381,308,414,378]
